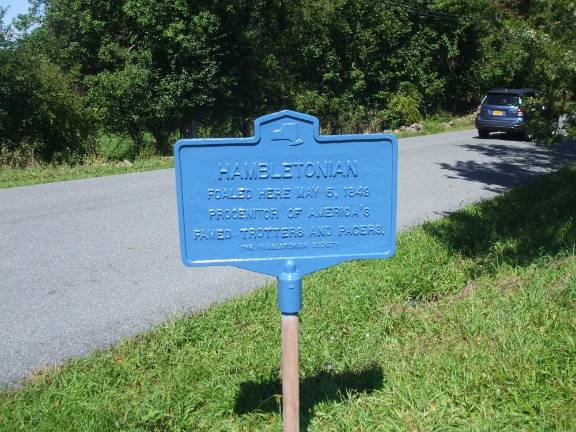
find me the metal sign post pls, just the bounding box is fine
[174,110,397,430]
[278,260,301,431]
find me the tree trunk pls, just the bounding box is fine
[180,119,197,139]
[155,129,172,155]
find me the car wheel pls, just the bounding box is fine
[478,129,490,138]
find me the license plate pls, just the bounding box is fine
[492,110,504,116]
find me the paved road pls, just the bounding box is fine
[1,130,575,385]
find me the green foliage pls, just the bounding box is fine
[382,83,424,129]
[95,134,137,161]
[2,0,576,162]
[95,132,156,161]
[524,97,559,143]
[294,90,371,134]
[44,0,228,153]
[1,7,93,166]
[0,45,90,165]
[566,104,576,137]
[86,61,152,148]
[0,7,12,45]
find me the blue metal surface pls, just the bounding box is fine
[174,110,397,277]
[277,260,302,314]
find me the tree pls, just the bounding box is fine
[43,0,229,152]
[1,8,89,164]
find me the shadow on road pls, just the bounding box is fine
[438,139,576,193]
[424,165,576,269]
[234,364,383,431]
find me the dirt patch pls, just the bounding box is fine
[495,274,525,293]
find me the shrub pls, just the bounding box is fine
[96,132,158,161]
[0,50,90,166]
[294,90,370,134]
[96,134,138,161]
[525,97,562,144]
[380,82,424,129]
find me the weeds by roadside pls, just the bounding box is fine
[0,157,174,189]
[0,115,474,189]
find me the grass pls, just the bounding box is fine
[1,166,575,431]
[0,114,475,189]
[0,157,174,189]
[393,113,476,138]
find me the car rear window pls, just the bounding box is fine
[483,94,520,106]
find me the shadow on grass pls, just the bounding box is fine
[424,165,576,269]
[234,364,383,431]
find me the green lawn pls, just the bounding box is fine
[0,115,474,189]
[1,166,574,431]
[0,157,174,189]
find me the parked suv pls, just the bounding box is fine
[475,88,537,140]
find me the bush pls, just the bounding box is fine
[0,49,90,166]
[96,134,137,161]
[294,90,370,134]
[294,85,426,133]
[525,97,562,144]
[96,132,158,161]
[380,82,423,129]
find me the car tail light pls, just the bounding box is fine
[518,107,525,117]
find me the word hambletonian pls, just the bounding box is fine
[218,160,359,181]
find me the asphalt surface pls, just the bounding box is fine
[1,129,575,386]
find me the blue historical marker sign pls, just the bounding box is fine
[174,110,397,278]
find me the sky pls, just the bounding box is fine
[0,0,31,24]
